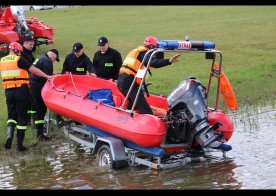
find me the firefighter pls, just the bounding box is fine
[0,42,52,151]
[29,49,59,141]
[117,36,180,114]
[58,43,94,127]
[61,42,93,75]
[92,36,122,80]
[21,35,36,125]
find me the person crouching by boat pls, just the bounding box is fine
[117,36,180,114]
[29,49,60,141]
[0,42,52,151]
[56,43,94,127]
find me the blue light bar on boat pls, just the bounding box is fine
[157,40,215,50]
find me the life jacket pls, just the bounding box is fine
[0,54,29,89]
[120,46,152,84]
[213,63,238,110]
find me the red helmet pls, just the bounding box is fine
[9,42,23,52]
[144,36,158,47]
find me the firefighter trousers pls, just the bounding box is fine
[30,82,47,129]
[117,73,153,114]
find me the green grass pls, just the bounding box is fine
[1,6,276,148]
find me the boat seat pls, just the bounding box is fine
[112,95,167,116]
[112,94,123,107]
[112,94,130,110]
[151,106,167,117]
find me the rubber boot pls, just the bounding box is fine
[36,127,51,141]
[4,126,15,149]
[16,130,27,152]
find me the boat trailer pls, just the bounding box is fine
[62,122,207,170]
[44,110,218,170]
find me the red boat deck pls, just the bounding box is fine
[42,74,168,147]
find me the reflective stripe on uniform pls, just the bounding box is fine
[27,110,36,114]
[17,125,27,129]
[33,59,39,65]
[123,57,135,66]
[1,70,20,77]
[7,119,17,124]
[35,120,44,124]
[104,63,113,67]
[76,67,85,71]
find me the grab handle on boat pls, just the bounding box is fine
[70,72,80,96]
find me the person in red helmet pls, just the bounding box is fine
[117,36,180,114]
[0,42,52,151]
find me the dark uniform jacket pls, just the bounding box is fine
[92,47,122,80]
[61,53,93,75]
[29,54,53,85]
[16,57,32,71]
[21,46,35,64]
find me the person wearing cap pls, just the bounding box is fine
[58,43,94,127]
[29,49,59,141]
[0,42,52,151]
[61,42,94,75]
[92,36,122,80]
[21,35,36,126]
[117,36,180,114]
[22,36,36,64]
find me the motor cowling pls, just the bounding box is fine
[167,77,207,124]
[167,77,223,148]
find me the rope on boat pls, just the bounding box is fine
[70,72,80,96]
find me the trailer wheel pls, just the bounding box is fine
[97,145,113,168]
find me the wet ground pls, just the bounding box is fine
[0,103,275,189]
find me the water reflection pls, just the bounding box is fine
[0,143,242,189]
[227,103,276,189]
[0,103,275,189]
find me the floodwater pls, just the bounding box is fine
[0,103,275,190]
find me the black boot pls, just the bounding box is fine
[36,128,51,141]
[16,130,27,152]
[4,126,15,149]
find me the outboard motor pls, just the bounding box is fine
[166,77,223,148]
[10,6,33,38]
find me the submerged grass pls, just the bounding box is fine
[0,6,276,149]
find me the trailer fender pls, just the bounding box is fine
[93,137,127,162]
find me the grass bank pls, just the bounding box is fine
[0,6,276,148]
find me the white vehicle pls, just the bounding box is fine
[29,5,56,11]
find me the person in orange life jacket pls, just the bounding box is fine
[92,36,122,80]
[57,43,94,127]
[117,36,180,114]
[0,42,52,151]
[29,49,59,141]
[21,35,36,126]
